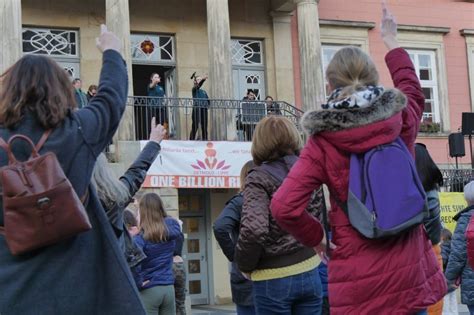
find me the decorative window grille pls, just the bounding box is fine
[231,39,263,66]
[408,50,440,123]
[131,34,175,63]
[22,28,78,57]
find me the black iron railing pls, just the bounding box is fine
[127,96,304,141]
[441,169,474,192]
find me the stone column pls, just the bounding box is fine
[294,0,325,111]
[271,11,295,105]
[0,0,22,74]
[206,0,233,140]
[106,0,135,141]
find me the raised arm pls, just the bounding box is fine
[382,2,424,150]
[74,25,128,157]
[119,119,166,196]
[270,139,325,248]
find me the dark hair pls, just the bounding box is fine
[72,78,81,84]
[88,84,98,93]
[247,89,256,95]
[441,228,452,242]
[150,73,159,82]
[123,209,138,228]
[0,54,75,129]
[415,143,443,191]
[265,95,273,101]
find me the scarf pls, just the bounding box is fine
[321,85,385,110]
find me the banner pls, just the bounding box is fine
[141,140,252,188]
[439,192,467,233]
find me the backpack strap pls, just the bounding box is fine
[35,130,52,151]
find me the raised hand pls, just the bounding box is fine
[381,0,400,50]
[95,24,122,53]
[149,117,167,144]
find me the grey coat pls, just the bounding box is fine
[0,51,145,314]
[445,206,474,305]
[105,141,161,268]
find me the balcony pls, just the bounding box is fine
[127,96,303,141]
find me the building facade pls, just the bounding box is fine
[1,0,473,306]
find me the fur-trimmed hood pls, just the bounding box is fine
[301,88,407,136]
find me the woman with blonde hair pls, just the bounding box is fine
[213,160,256,315]
[270,3,446,314]
[133,193,182,315]
[92,117,166,267]
[235,116,323,314]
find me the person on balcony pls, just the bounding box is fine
[87,84,97,102]
[147,73,168,127]
[73,78,88,109]
[237,90,259,141]
[265,96,281,116]
[190,74,209,140]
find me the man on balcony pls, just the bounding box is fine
[190,74,209,141]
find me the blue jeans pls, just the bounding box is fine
[468,304,474,315]
[252,267,322,315]
[414,310,427,315]
[236,304,256,315]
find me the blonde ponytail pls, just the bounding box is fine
[326,47,379,100]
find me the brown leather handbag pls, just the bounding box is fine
[0,130,91,255]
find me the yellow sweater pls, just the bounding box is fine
[251,255,320,281]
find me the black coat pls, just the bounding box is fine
[213,193,254,306]
[445,206,474,304]
[0,51,145,314]
[104,141,161,268]
[423,189,442,245]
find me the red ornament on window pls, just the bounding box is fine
[140,39,155,55]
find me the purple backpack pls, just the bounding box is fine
[344,137,427,238]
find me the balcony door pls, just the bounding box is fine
[231,39,266,100]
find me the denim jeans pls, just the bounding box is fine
[252,267,322,315]
[468,304,474,315]
[236,304,256,315]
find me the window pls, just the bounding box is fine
[131,33,175,64]
[407,50,440,123]
[22,27,78,57]
[22,27,80,79]
[321,45,344,97]
[231,39,263,66]
[231,39,265,99]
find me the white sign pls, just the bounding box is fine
[141,140,253,188]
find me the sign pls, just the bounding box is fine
[141,140,252,189]
[439,192,467,233]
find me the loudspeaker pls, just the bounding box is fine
[449,133,465,157]
[462,112,474,135]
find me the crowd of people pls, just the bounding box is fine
[0,1,474,315]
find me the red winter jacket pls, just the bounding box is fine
[270,48,447,314]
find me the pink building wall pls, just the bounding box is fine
[291,0,474,166]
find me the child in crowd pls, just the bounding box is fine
[133,193,182,315]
